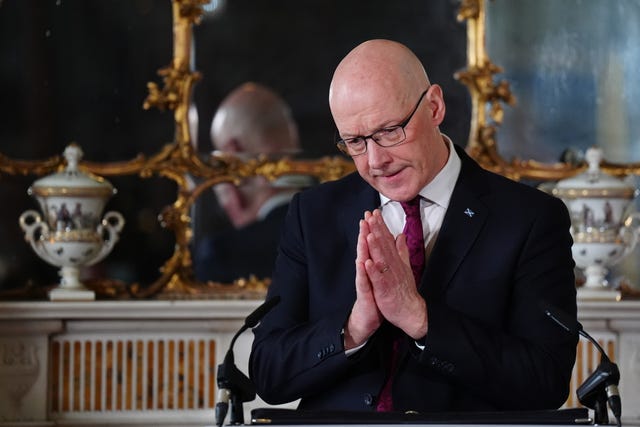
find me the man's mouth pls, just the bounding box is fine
[375,168,403,179]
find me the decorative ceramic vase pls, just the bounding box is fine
[548,147,640,300]
[19,144,125,301]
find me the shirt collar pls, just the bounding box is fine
[379,133,461,208]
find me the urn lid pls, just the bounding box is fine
[552,147,636,199]
[28,144,115,198]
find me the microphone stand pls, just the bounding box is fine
[215,296,281,426]
[575,333,621,426]
[216,344,256,425]
[542,303,622,427]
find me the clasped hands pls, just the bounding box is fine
[344,209,428,350]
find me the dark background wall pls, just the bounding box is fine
[0,0,469,293]
[192,0,470,157]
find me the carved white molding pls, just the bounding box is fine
[0,300,637,425]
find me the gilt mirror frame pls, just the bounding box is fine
[457,0,640,180]
[9,0,621,300]
[0,0,355,300]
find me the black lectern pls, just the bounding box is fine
[250,407,592,425]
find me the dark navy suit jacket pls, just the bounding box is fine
[250,145,578,413]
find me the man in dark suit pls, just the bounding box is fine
[194,82,312,283]
[250,40,578,413]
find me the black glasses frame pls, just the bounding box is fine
[336,89,429,156]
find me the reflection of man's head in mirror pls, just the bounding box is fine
[210,82,302,228]
[211,82,300,156]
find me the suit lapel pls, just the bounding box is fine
[338,174,379,253]
[335,154,491,299]
[421,148,489,299]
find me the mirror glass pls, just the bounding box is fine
[485,0,640,289]
[486,0,640,164]
[189,0,471,282]
[192,1,470,158]
[0,0,175,293]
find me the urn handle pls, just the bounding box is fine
[86,211,126,266]
[19,209,48,238]
[18,210,58,266]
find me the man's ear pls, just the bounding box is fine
[426,84,446,126]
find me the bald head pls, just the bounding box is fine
[328,39,449,201]
[329,39,430,117]
[211,82,300,155]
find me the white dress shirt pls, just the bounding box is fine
[345,135,461,354]
[379,134,461,260]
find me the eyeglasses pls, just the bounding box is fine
[336,89,428,157]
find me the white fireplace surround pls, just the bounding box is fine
[0,299,638,426]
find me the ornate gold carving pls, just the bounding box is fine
[456,0,479,22]
[457,0,640,182]
[456,0,587,181]
[456,0,519,179]
[0,0,355,300]
[0,153,62,177]
[127,153,354,300]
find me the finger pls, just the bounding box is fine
[372,210,398,251]
[365,213,397,263]
[370,209,395,241]
[365,258,387,274]
[364,256,393,288]
[364,258,385,281]
[352,259,382,335]
[356,219,371,263]
[356,218,375,299]
[395,233,411,267]
[364,208,402,254]
[355,259,372,294]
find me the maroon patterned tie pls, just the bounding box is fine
[376,196,425,412]
[400,197,426,283]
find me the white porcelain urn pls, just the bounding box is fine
[549,147,640,300]
[19,144,125,301]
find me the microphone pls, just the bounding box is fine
[216,296,281,427]
[542,302,621,426]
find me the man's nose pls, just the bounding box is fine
[366,138,391,169]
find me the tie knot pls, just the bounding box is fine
[400,196,421,218]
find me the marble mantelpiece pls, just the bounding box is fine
[0,299,638,426]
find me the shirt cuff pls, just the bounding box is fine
[342,328,367,357]
[345,340,367,357]
[414,334,427,351]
